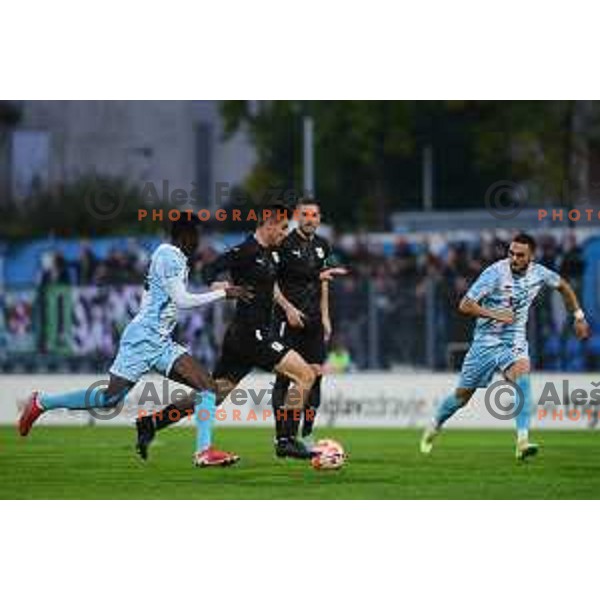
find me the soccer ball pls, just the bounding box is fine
[311,439,347,470]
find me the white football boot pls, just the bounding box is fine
[516,435,539,461]
[420,424,439,455]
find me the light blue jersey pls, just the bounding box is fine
[110,244,189,382]
[459,259,561,388]
[466,259,561,347]
[133,243,189,338]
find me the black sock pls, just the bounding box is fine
[286,408,301,440]
[274,408,302,443]
[153,403,186,431]
[302,376,322,437]
[302,407,316,437]
[272,375,290,440]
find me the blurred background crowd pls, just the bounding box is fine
[2,226,598,374]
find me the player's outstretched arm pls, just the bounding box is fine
[319,266,348,281]
[458,296,514,324]
[165,278,226,308]
[556,278,590,340]
[166,278,251,309]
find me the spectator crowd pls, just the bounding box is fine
[2,228,598,373]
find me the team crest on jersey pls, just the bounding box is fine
[315,247,324,259]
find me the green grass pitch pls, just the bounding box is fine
[1,426,599,499]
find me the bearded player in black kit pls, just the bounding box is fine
[272,199,347,450]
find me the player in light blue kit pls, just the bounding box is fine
[420,232,590,460]
[18,218,252,466]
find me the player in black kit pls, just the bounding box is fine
[272,199,347,449]
[202,203,320,459]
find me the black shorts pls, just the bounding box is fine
[213,324,290,383]
[275,318,326,365]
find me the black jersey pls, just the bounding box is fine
[202,235,280,332]
[276,229,331,323]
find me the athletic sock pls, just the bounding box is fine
[272,375,289,441]
[40,387,126,411]
[275,408,301,442]
[514,374,532,443]
[301,408,316,438]
[153,402,190,431]
[302,376,321,438]
[286,407,301,440]
[195,391,216,452]
[433,392,462,429]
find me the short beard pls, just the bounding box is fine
[510,263,529,274]
[300,225,315,237]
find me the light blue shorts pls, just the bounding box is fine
[109,321,188,383]
[458,340,529,389]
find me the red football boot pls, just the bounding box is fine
[18,391,44,437]
[193,446,240,467]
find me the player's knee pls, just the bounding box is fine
[456,388,474,405]
[299,366,316,390]
[204,374,218,392]
[190,373,217,393]
[288,366,315,392]
[310,363,323,377]
[507,360,530,380]
[214,378,235,405]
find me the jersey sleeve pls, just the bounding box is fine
[164,277,226,309]
[155,248,186,286]
[271,240,287,277]
[465,264,499,302]
[271,249,284,277]
[538,264,561,289]
[322,239,339,269]
[322,239,332,264]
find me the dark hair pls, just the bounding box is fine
[257,202,291,226]
[298,197,320,207]
[512,232,537,253]
[171,215,200,241]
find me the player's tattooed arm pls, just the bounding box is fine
[458,296,514,324]
[556,277,583,313]
[556,278,590,340]
[274,282,305,328]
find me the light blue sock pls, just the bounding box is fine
[195,391,216,452]
[434,392,462,429]
[40,388,125,411]
[514,374,532,439]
